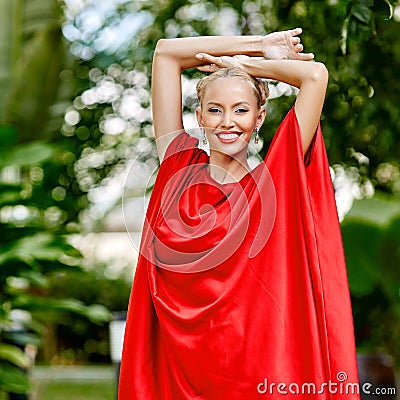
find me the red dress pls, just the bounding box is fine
[119,108,360,399]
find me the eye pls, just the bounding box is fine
[235,108,249,113]
[208,107,221,113]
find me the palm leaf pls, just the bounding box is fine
[0,0,22,121]
[0,0,65,141]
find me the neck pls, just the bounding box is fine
[208,150,250,184]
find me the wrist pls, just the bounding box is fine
[247,36,264,57]
[260,34,274,59]
[235,56,258,76]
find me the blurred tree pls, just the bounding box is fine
[0,0,64,142]
[62,0,400,208]
[342,194,400,363]
[46,263,131,364]
[0,0,110,396]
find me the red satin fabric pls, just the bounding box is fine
[119,108,360,399]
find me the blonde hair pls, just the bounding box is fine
[196,68,269,109]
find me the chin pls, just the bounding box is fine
[209,142,249,158]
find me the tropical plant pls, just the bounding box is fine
[342,194,400,362]
[0,0,111,396]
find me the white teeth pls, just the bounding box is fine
[218,133,239,139]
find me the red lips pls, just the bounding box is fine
[215,131,242,144]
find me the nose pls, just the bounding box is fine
[221,111,234,128]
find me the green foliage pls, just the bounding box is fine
[7,26,65,141]
[341,0,394,54]
[342,193,400,361]
[0,142,55,169]
[0,362,29,395]
[0,343,30,369]
[0,341,31,395]
[0,0,112,396]
[0,0,65,141]
[64,0,400,194]
[42,264,130,364]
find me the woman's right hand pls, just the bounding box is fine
[261,28,314,61]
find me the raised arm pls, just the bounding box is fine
[152,36,260,161]
[151,29,313,161]
[195,54,328,154]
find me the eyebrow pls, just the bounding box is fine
[206,101,251,107]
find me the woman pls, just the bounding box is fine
[119,29,360,399]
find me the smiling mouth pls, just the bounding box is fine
[215,131,242,144]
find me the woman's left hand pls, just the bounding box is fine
[261,28,314,61]
[195,53,251,72]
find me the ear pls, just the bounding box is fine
[196,107,203,128]
[255,107,267,129]
[256,107,266,129]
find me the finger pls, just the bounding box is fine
[291,37,301,45]
[295,52,314,61]
[196,64,219,73]
[196,53,220,65]
[295,43,304,52]
[196,65,210,72]
[289,27,302,37]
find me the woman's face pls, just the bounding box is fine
[196,76,266,158]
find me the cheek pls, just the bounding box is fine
[240,115,258,130]
[202,114,221,127]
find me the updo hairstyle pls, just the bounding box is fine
[196,68,269,109]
